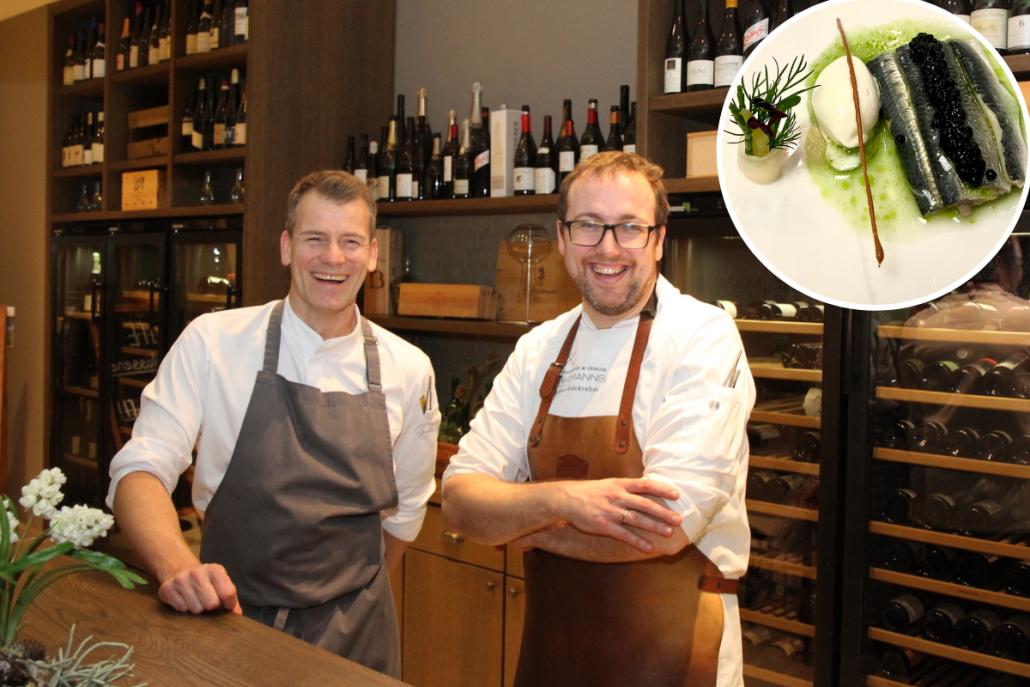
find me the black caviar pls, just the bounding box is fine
[908,32,987,187]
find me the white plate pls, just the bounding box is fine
[716,0,1030,311]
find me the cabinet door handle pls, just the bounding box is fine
[441,530,464,544]
[486,581,496,591]
[508,587,520,597]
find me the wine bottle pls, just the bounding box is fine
[1009,433,1030,465]
[513,105,537,196]
[605,106,623,153]
[622,101,637,153]
[234,90,247,146]
[770,0,793,33]
[921,359,960,392]
[73,26,86,82]
[579,99,604,161]
[796,302,825,322]
[197,0,212,53]
[746,423,781,451]
[953,498,1005,536]
[468,82,490,198]
[62,34,75,85]
[746,470,772,501]
[953,550,1002,588]
[354,134,369,183]
[128,2,142,69]
[878,539,921,573]
[61,116,71,167]
[916,545,956,580]
[742,0,770,59]
[395,117,415,201]
[664,0,688,93]
[442,110,458,198]
[556,98,579,184]
[1000,559,1029,597]
[92,111,104,164]
[91,22,105,79]
[878,648,926,681]
[981,354,1030,397]
[939,426,980,457]
[793,430,820,463]
[219,0,234,48]
[138,6,152,67]
[990,614,1030,661]
[687,0,715,91]
[425,133,444,200]
[224,69,240,146]
[210,0,223,50]
[972,0,1010,52]
[114,16,128,71]
[882,487,918,524]
[535,114,558,194]
[924,602,964,644]
[366,136,379,201]
[159,0,171,60]
[715,0,743,89]
[619,84,630,132]
[186,0,198,55]
[955,607,1001,651]
[950,356,997,393]
[343,136,356,174]
[881,593,926,634]
[1011,0,1030,54]
[940,0,973,23]
[975,429,1013,462]
[83,112,93,166]
[147,3,161,64]
[213,80,229,149]
[379,116,399,202]
[234,0,249,43]
[877,418,914,450]
[453,118,472,199]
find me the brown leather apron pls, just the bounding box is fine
[515,312,732,687]
[199,301,401,677]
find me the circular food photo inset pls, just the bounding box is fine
[716,0,1030,311]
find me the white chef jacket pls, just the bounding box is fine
[107,298,441,542]
[443,275,754,687]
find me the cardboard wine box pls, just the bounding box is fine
[363,227,403,315]
[489,107,521,197]
[494,241,580,322]
[685,129,718,178]
[398,284,496,319]
[120,169,165,211]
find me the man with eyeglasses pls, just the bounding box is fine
[443,151,755,686]
[107,170,439,677]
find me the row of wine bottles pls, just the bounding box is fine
[116,0,171,71]
[61,17,106,85]
[877,648,1022,686]
[880,478,1029,535]
[879,417,1030,463]
[880,589,1028,660]
[664,0,794,93]
[741,623,811,676]
[183,0,249,55]
[181,70,247,152]
[75,182,103,213]
[713,298,825,321]
[737,568,817,622]
[893,352,1030,398]
[875,537,1028,596]
[935,0,1030,55]
[907,298,1030,332]
[61,111,105,168]
[748,423,821,461]
[344,84,637,202]
[197,167,245,206]
[747,470,819,506]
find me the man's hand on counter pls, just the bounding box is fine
[159,562,242,615]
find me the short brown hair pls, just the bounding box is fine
[558,151,669,227]
[285,170,376,236]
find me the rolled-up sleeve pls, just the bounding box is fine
[105,321,209,509]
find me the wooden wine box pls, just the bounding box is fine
[494,241,580,322]
[120,169,166,211]
[685,130,718,178]
[363,227,402,315]
[397,284,496,319]
[127,105,170,160]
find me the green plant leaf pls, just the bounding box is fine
[69,549,147,588]
[0,541,75,576]
[0,498,13,565]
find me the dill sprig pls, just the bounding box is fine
[725,55,816,156]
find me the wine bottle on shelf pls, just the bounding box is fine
[877,538,922,572]
[75,25,88,82]
[224,69,240,146]
[955,607,1001,651]
[185,0,198,55]
[980,354,1030,397]
[408,115,422,199]
[366,136,379,201]
[619,84,630,132]
[687,0,715,91]
[92,111,104,164]
[378,116,399,202]
[746,470,772,501]
[452,118,472,199]
[82,112,94,166]
[881,487,919,525]
[342,136,356,174]
[920,358,959,392]
[664,0,687,94]
[714,0,743,90]
[877,418,914,450]
[877,648,927,681]
[425,133,444,200]
[769,0,793,33]
[213,80,229,149]
[468,82,490,198]
[535,115,558,195]
[950,356,998,394]
[953,498,1007,537]
[556,98,579,185]
[971,0,1010,53]
[91,22,105,79]
[147,4,160,65]
[940,0,973,23]
[605,106,623,153]
[622,101,637,153]
[210,0,222,49]
[395,117,415,202]
[197,0,213,53]
[159,0,171,60]
[953,550,1002,588]
[923,602,964,644]
[234,0,249,43]
[990,613,1030,661]
[219,0,233,48]
[916,545,956,580]
[579,99,604,161]
[796,302,824,322]
[907,420,947,453]
[746,423,781,451]
[938,426,980,458]
[442,110,458,198]
[1008,434,1030,465]
[234,91,247,146]
[61,116,71,168]
[62,34,74,85]
[975,429,1013,462]
[1011,0,1030,54]
[137,6,151,67]
[513,105,537,196]
[793,430,820,463]
[128,2,142,69]
[742,0,770,58]
[881,592,926,634]
[1000,559,1029,597]
[354,134,369,183]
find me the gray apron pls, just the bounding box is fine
[199,301,400,677]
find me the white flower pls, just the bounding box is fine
[19,467,67,519]
[5,510,18,545]
[48,505,113,548]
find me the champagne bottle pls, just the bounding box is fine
[354,134,370,183]
[197,0,213,53]
[742,0,770,59]
[687,0,715,91]
[535,115,558,194]
[378,116,399,202]
[186,0,198,55]
[1010,0,1030,54]
[453,118,472,199]
[579,99,604,161]
[442,110,458,198]
[622,101,637,153]
[91,22,105,79]
[664,0,687,93]
[468,83,490,198]
[971,0,1010,52]
[513,105,537,196]
[234,0,249,43]
[425,133,444,200]
[941,0,973,22]
[556,98,579,184]
[715,0,744,88]
[416,88,433,175]
[343,135,356,174]
[605,106,623,153]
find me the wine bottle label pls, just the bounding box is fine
[116,53,125,71]
[972,9,1009,49]
[474,150,490,173]
[192,129,203,150]
[72,145,83,166]
[197,32,210,53]
[559,151,575,172]
[73,63,84,82]
[148,46,159,65]
[235,9,249,40]
[715,55,743,87]
[84,147,92,166]
[70,435,80,455]
[514,167,534,192]
[716,300,738,318]
[61,146,68,168]
[63,65,73,86]
[686,59,715,87]
[211,27,220,49]
[580,144,599,161]
[664,58,683,93]
[213,124,226,147]
[235,122,246,145]
[377,176,391,198]
[129,46,139,68]
[454,178,469,195]
[354,169,368,182]
[186,34,197,55]
[160,36,170,61]
[93,58,105,79]
[743,19,769,54]
[443,156,453,182]
[182,120,193,137]
[534,167,556,194]
[93,143,104,164]
[623,143,637,153]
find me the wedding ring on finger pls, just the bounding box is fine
[620,508,630,524]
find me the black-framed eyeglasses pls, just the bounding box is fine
[561,220,658,249]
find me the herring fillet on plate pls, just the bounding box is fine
[866,33,1025,216]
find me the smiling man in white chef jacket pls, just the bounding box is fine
[107,170,439,678]
[443,151,755,687]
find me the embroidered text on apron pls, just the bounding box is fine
[515,311,734,687]
[200,301,401,677]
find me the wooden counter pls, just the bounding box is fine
[21,567,409,686]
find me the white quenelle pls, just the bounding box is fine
[812,55,881,149]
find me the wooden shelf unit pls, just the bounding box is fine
[876,386,1030,413]
[60,385,99,399]
[869,521,1030,561]
[867,628,1030,679]
[174,148,246,166]
[377,194,558,218]
[53,164,103,179]
[872,447,1030,480]
[739,608,816,638]
[877,324,1030,346]
[173,43,249,71]
[735,319,824,335]
[742,664,813,687]
[662,176,720,194]
[747,499,819,523]
[749,359,822,383]
[749,553,817,580]
[51,204,244,224]
[749,455,819,476]
[868,567,1030,614]
[750,409,821,429]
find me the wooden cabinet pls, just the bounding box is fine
[502,576,525,687]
